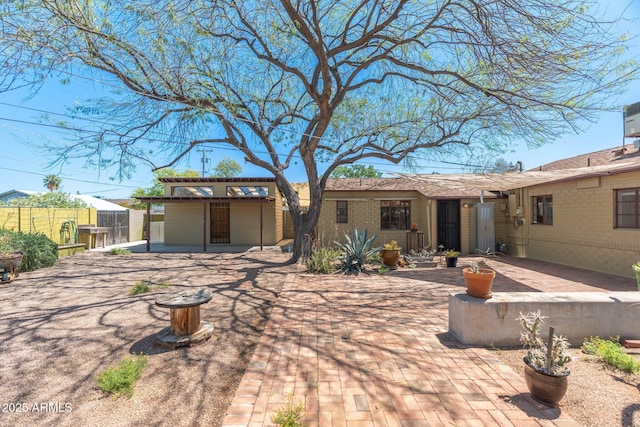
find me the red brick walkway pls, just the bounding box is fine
[222,257,636,426]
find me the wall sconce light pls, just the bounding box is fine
[462,203,469,208]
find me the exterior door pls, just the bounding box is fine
[210,203,230,243]
[476,203,495,253]
[437,200,460,251]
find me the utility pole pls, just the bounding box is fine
[197,148,211,177]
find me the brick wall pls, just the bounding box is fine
[506,171,640,278]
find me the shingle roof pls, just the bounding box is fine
[531,144,640,171]
[325,157,640,197]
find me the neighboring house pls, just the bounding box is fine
[142,145,640,278]
[0,189,37,203]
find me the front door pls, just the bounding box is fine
[437,200,460,251]
[210,203,230,243]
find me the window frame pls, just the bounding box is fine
[380,200,411,230]
[615,187,640,229]
[531,195,553,225]
[336,200,348,224]
[171,186,214,197]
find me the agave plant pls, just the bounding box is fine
[334,229,381,274]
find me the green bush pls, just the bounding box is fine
[109,248,131,255]
[0,229,58,272]
[129,279,169,295]
[96,355,147,398]
[305,247,341,274]
[582,336,640,374]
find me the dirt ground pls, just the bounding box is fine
[1,250,639,427]
[496,347,640,427]
[0,250,292,427]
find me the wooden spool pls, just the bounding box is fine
[154,289,214,349]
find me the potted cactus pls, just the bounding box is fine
[518,311,573,407]
[380,240,401,268]
[463,261,495,298]
[632,261,640,291]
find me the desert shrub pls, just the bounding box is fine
[0,229,58,272]
[305,247,341,274]
[96,355,147,398]
[271,395,304,427]
[108,248,131,255]
[129,279,169,295]
[582,336,640,373]
[333,229,380,274]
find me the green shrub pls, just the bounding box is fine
[333,229,380,274]
[129,279,169,295]
[108,248,131,255]
[0,229,58,272]
[305,247,341,274]
[271,395,304,427]
[96,355,147,398]
[582,336,640,374]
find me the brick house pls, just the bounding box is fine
[139,146,640,278]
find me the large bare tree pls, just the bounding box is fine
[0,1,636,260]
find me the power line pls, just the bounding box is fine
[197,148,211,177]
[0,67,480,169]
[0,165,142,190]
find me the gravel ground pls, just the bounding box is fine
[496,347,640,427]
[2,250,639,427]
[0,250,292,427]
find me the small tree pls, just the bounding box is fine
[130,168,199,209]
[4,192,88,209]
[330,165,382,178]
[211,157,242,177]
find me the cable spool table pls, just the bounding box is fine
[155,289,214,349]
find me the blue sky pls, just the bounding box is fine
[0,1,638,199]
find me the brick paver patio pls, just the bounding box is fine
[222,257,636,426]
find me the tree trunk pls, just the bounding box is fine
[275,173,323,264]
[288,201,321,263]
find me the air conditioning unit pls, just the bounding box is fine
[624,101,640,137]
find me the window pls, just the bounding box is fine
[380,200,410,230]
[616,188,640,228]
[336,201,348,223]
[226,186,269,197]
[171,186,214,197]
[532,195,553,225]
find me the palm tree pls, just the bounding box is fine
[43,174,62,192]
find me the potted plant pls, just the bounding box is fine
[410,223,418,232]
[380,240,401,268]
[632,261,640,291]
[518,311,573,407]
[0,250,24,283]
[463,261,495,299]
[445,250,459,267]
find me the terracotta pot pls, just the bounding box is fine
[380,249,401,267]
[523,358,569,407]
[0,251,24,282]
[463,267,496,299]
[446,257,457,267]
